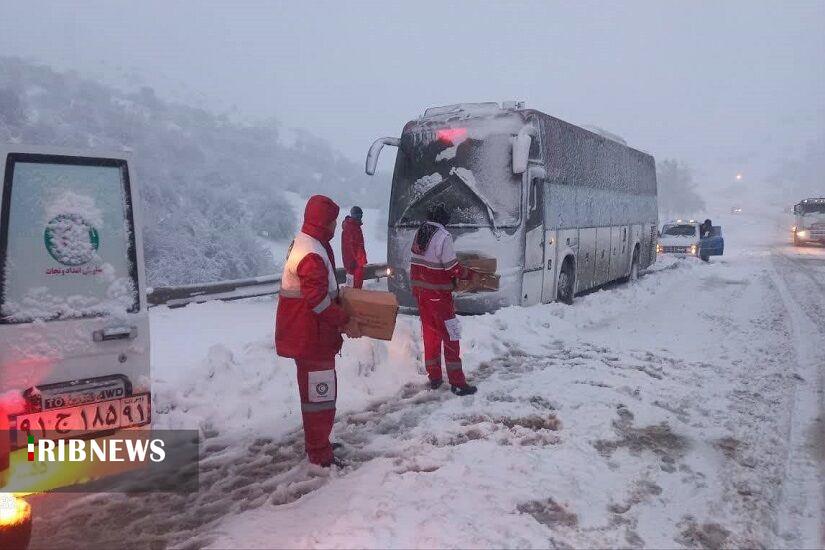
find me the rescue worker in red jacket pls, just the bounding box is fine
[410,203,478,396]
[275,195,360,467]
[341,206,368,289]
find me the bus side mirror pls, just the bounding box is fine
[365,137,400,175]
[513,126,535,175]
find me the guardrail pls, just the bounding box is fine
[147,263,393,308]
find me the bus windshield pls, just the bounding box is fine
[389,129,522,228]
[662,224,697,237]
[800,202,825,214]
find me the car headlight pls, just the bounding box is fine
[656,244,663,253]
[797,230,808,238]
[690,244,698,255]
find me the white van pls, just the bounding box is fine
[0,146,150,492]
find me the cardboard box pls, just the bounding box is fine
[457,253,497,274]
[455,253,499,293]
[455,271,500,293]
[340,288,399,341]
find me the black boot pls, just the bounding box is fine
[320,455,346,469]
[429,379,444,390]
[451,383,477,396]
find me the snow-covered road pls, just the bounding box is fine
[28,215,824,549]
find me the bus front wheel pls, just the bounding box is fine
[557,261,575,305]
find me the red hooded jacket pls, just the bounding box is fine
[341,216,367,274]
[275,195,350,360]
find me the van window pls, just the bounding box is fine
[0,154,139,323]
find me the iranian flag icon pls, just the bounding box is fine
[27,435,34,462]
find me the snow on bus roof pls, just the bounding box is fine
[422,102,502,118]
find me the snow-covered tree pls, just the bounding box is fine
[0,56,387,285]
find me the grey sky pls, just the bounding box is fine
[2,1,823,185]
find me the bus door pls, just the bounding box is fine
[522,175,544,305]
[0,149,150,491]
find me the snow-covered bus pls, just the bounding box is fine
[0,146,150,494]
[366,102,658,313]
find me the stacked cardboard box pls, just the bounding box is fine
[455,253,500,293]
[340,287,399,340]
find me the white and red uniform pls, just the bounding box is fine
[410,221,470,386]
[275,195,349,466]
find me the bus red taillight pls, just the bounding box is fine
[437,128,467,144]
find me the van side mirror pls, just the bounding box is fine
[365,137,400,175]
[512,126,536,175]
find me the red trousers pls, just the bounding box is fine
[346,265,364,289]
[295,358,337,465]
[416,293,467,386]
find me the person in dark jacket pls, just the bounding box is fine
[275,195,361,467]
[700,219,713,238]
[341,206,368,288]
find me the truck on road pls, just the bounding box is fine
[792,198,825,246]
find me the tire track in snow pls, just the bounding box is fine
[768,250,825,548]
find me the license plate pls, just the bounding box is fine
[14,393,151,447]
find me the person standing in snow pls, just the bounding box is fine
[275,195,361,467]
[341,206,368,289]
[409,203,477,396]
[700,218,713,238]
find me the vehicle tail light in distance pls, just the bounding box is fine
[437,128,467,144]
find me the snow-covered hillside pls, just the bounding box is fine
[28,207,824,548]
[0,57,389,286]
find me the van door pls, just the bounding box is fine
[700,226,725,257]
[0,151,150,466]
